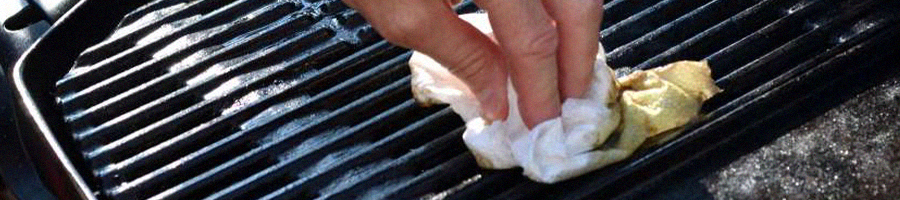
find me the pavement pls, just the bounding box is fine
[702,75,900,199]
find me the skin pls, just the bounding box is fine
[343,0,603,128]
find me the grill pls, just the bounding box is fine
[9,0,900,199]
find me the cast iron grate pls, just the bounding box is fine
[52,0,900,199]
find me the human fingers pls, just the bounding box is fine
[542,0,603,99]
[476,0,561,128]
[344,0,510,120]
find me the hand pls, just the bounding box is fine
[343,0,603,128]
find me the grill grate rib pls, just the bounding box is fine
[600,0,707,52]
[60,2,299,112]
[52,0,900,199]
[605,0,758,68]
[107,49,410,199]
[60,0,275,93]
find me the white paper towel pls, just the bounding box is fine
[409,13,721,183]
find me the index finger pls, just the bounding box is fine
[476,0,562,128]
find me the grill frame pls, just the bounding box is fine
[9,0,900,199]
[10,1,149,199]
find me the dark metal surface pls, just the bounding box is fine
[11,0,144,199]
[9,0,900,199]
[1,0,60,199]
[1,0,50,70]
[29,0,79,22]
[3,65,58,200]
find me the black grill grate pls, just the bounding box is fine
[51,0,900,199]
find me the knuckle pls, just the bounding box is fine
[449,52,494,87]
[378,15,429,46]
[506,27,558,59]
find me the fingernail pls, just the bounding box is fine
[479,90,504,121]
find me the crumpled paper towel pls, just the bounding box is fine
[409,13,721,183]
